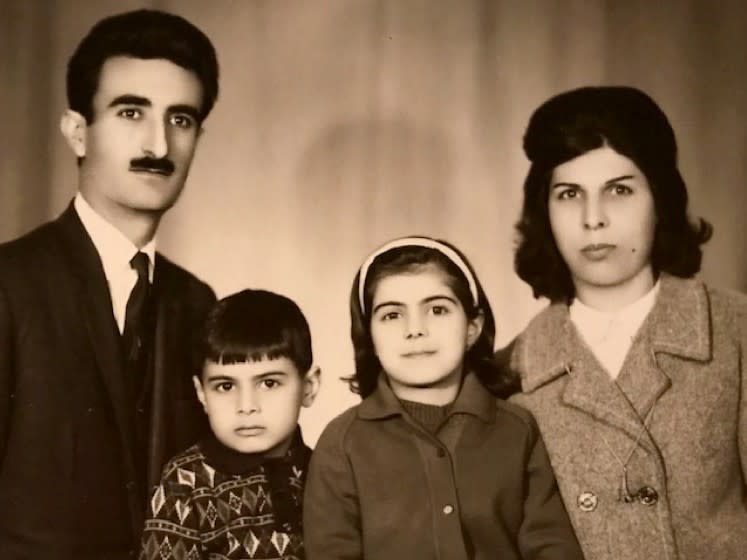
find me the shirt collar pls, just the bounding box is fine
[569,280,660,345]
[358,370,495,424]
[74,193,156,282]
[517,274,712,393]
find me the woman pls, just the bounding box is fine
[497,86,747,559]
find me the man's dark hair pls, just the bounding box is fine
[515,85,712,302]
[67,9,219,124]
[199,289,313,377]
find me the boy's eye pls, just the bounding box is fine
[169,113,196,129]
[214,381,234,393]
[260,379,280,390]
[118,108,142,120]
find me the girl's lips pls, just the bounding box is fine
[401,350,437,358]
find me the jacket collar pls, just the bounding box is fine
[358,370,495,423]
[519,274,712,393]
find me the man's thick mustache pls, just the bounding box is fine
[129,157,175,175]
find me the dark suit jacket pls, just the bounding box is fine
[0,204,216,559]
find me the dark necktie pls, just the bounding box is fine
[123,252,151,395]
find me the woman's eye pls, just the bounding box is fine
[557,188,578,200]
[430,305,450,316]
[381,311,401,321]
[610,184,633,195]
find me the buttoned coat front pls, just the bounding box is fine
[303,372,584,560]
[498,275,747,560]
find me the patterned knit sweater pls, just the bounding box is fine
[140,429,311,560]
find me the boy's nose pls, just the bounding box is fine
[237,387,260,414]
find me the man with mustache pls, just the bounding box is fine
[0,9,219,559]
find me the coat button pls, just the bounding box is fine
[577,491,598,512]
[637,486,658,506]
[436,448,446,457]
[442,504,454,515]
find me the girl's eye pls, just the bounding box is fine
[610,183,633,196]
[430,305,450,316]
[170,113,196,129]
[380,311,401,321]
[214,381,234,393]
[118,108,142,120]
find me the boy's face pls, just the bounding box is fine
[193,357,319,456]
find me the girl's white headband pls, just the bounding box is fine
[357,237,479,312]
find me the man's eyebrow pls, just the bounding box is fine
[108,94,150,108]
[169,104,201,121]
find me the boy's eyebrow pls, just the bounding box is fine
[204,374,236,382]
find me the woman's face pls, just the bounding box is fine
[548,146,657,309]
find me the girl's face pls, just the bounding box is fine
[548,146,657,310]
[369,264,483,405]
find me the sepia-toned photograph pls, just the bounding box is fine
[1,1,745,558]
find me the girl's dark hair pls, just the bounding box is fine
[346,238,519,399]
[199,289,312,377]
[67,9,219,124]
[515,86,712,303]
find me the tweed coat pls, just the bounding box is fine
[497,274,747,560]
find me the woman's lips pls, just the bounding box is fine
[581,243,616,260]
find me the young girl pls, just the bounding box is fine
[304,236,583,560]
[498,86,747,559]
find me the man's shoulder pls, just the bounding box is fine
[0,219,61,264]
[154,253,216,303]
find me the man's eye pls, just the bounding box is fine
[170,114,195,129]
[118,108,142,120]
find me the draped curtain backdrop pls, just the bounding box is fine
[2,0,746,444]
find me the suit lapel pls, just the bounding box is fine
[54,205,137,474]
[145,257,178,489]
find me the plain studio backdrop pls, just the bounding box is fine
[2,0,746,445]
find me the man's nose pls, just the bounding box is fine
[141,117,169,159]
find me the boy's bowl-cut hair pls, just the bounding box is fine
[199,289,313,376]
[67,9,219,124]
[515,85,712,303]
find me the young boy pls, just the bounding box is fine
[139,289,320,560]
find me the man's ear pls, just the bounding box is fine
[192,375,208,413]
[466,311,485,350]
[301,366,321,408]
[59,109,87,158]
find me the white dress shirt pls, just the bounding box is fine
[74,194,155,334]
[569,281,660,379]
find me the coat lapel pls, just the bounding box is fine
[518,275,712,445]
[54,205,137,474]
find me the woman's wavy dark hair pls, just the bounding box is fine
[515,86,712,303]
[345,238,519,399]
